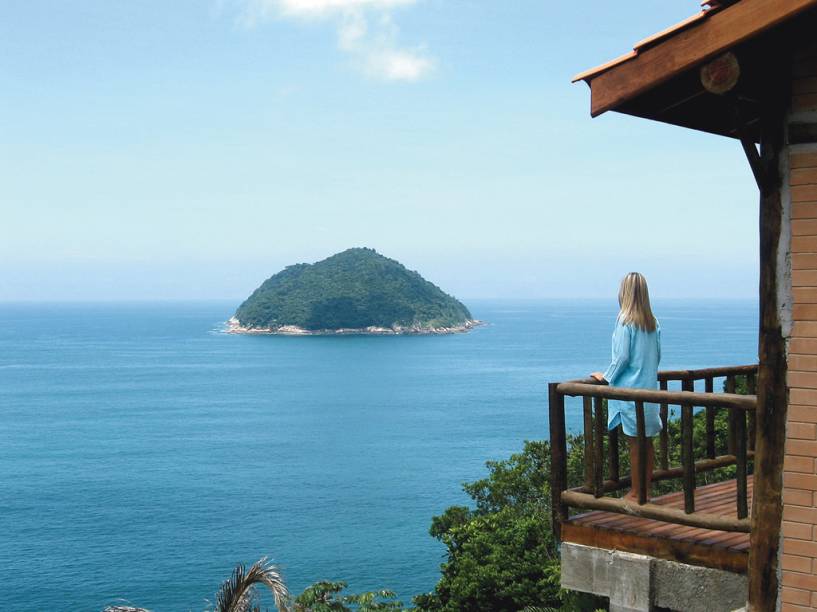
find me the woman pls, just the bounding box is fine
[591,272,661,502]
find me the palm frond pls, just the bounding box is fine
[214,557,289,612]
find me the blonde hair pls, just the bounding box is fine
[618,272,657,332]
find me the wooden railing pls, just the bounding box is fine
[548,364,758,540]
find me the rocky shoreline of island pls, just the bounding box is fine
[226,317,483,336]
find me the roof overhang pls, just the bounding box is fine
[574,0,817,139]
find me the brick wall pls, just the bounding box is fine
[781,43,817,612]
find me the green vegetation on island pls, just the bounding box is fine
[232,248,475,334]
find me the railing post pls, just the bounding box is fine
[659,379,669,471]
[593,397,605,497]
[553,372,757,531]
[548,383,568,541]
[681,379,695,514]
[747,371,757,453]
[583,396,594,491]
[725,375,737,456]
[735,407,749,519]
[609,424,620,485]
[635,400,648,505]
[705,376,716,459]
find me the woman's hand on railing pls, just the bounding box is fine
[569,374,609,385]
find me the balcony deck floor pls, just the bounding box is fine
[562,476,752,573]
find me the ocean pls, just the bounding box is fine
[0,299,757,611]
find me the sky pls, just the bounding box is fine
[0,1,760,301]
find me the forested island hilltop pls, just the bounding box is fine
[229,248,479,335]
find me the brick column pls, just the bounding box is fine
[782,43,817,611]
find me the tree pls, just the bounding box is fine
[214,557,290,612]
[234,248,472,331]
[293,581,404,611]
[413,440,601,612]
[103,564,404,612]
[102,557,289,612]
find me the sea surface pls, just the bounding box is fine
[0,299,757,611]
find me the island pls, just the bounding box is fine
[229,248,480,335]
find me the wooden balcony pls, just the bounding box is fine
[548,365,758,573]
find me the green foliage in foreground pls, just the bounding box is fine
[104,377,751,611]
[411,375,752,611]
[412,439,601,612]
[235,248,472,330]
[293,581,404,610]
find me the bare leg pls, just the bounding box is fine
[624,439,639,502]
[624,438,655,502]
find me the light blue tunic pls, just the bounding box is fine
[603,319,662,437]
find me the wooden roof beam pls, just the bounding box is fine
[585,0,817,117]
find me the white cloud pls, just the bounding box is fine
[238,0,435,82]
[338,11,367,51]
[275,0,416,18]
[365,47,434,81]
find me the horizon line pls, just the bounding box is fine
[0,296,760,304]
